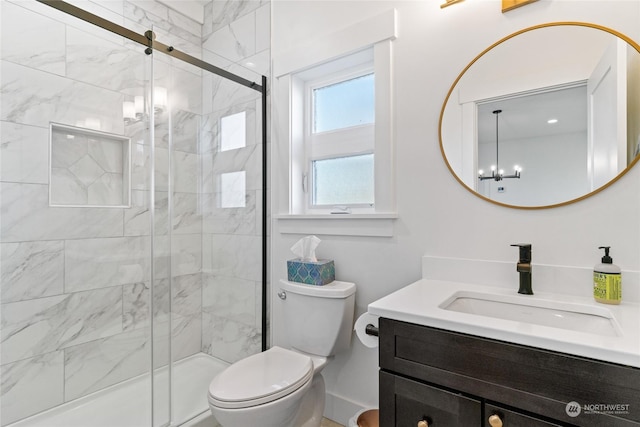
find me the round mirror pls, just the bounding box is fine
[439,22,640,209]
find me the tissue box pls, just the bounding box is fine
[287,258,335,286]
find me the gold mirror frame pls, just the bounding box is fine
[439,22,640,210]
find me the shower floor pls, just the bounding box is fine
[8,353,228,427]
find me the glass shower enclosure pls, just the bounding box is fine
[0,1,267,426]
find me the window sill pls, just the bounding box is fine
[275,213,398,237]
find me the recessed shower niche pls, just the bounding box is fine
[49,123,131,207]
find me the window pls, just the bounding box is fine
[297,49,377,212]
[274,8,396,224]
[313,73,375,133]
[312,153,374,206]
[307,68,375,209]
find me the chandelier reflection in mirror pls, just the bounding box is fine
[478,109,522,181]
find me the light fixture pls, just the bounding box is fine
[153,87,167,114]
[123,87,167,124]
[441,0,464,8]
[134,96,144,117]
[478,109,522,181]
[123,101,136,122]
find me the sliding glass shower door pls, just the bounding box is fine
[148,26,208,427]
[0,1,156,425]
[151,25,268,426]
[1,2,266,426]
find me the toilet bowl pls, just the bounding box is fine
[208,280,356,427]
[208,346,328,427]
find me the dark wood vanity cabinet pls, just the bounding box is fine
[379,318,640,427]
[380,371,481,425]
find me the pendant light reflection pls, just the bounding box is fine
[478,109,522,182]
[123,87,167,124]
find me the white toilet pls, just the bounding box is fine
[208,279,356,427]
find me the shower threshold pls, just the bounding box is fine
[8,353,228,427]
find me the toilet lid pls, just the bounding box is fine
[208,346,313,409]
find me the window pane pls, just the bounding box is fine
[313,73,374,133]
[220,111,246,152]
[312,154,374,206]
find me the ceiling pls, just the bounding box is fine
[477,84,588,144]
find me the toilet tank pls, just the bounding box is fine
[279,279,356,357]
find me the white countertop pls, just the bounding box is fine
[368,279,640,368]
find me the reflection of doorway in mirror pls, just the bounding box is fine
[475,84,590,207]
[502,0,538,13]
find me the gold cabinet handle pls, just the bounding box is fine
[488,414,503,427]
[417,421,429,427]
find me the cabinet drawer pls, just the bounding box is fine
[380,371,481,426]
[485,403,562,427]
[380,318,640,426]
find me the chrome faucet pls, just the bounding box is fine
[511,244,533,295]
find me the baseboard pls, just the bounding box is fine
[324,391,376,426]
[179,411,219,427]
[182,392,373,427]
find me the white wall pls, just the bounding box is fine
[271,1,640,424]
[477,132,589,205]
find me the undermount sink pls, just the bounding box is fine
[440,291,621,337]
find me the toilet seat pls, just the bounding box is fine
[208,346,313,410]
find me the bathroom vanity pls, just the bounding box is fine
[369,280,640,427]
[379,318,640,426]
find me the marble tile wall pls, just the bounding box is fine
[0,1,205,425]
[200,0,270,363]
[50,125,130,207]
[1,0,269,423]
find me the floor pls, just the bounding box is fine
[321,418,345,427]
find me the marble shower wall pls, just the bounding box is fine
[200,0,270,364]
[50,124,130,207]
[0,1,204,425]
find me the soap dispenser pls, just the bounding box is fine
[593,246,622,305]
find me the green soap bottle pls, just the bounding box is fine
[593,246,622,305]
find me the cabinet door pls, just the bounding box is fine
[380,371,481,426]
[485,404,563,427]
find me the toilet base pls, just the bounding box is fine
[295,374,325,427]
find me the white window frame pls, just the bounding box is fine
[273,9,397,237]
[304,62,376,211]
